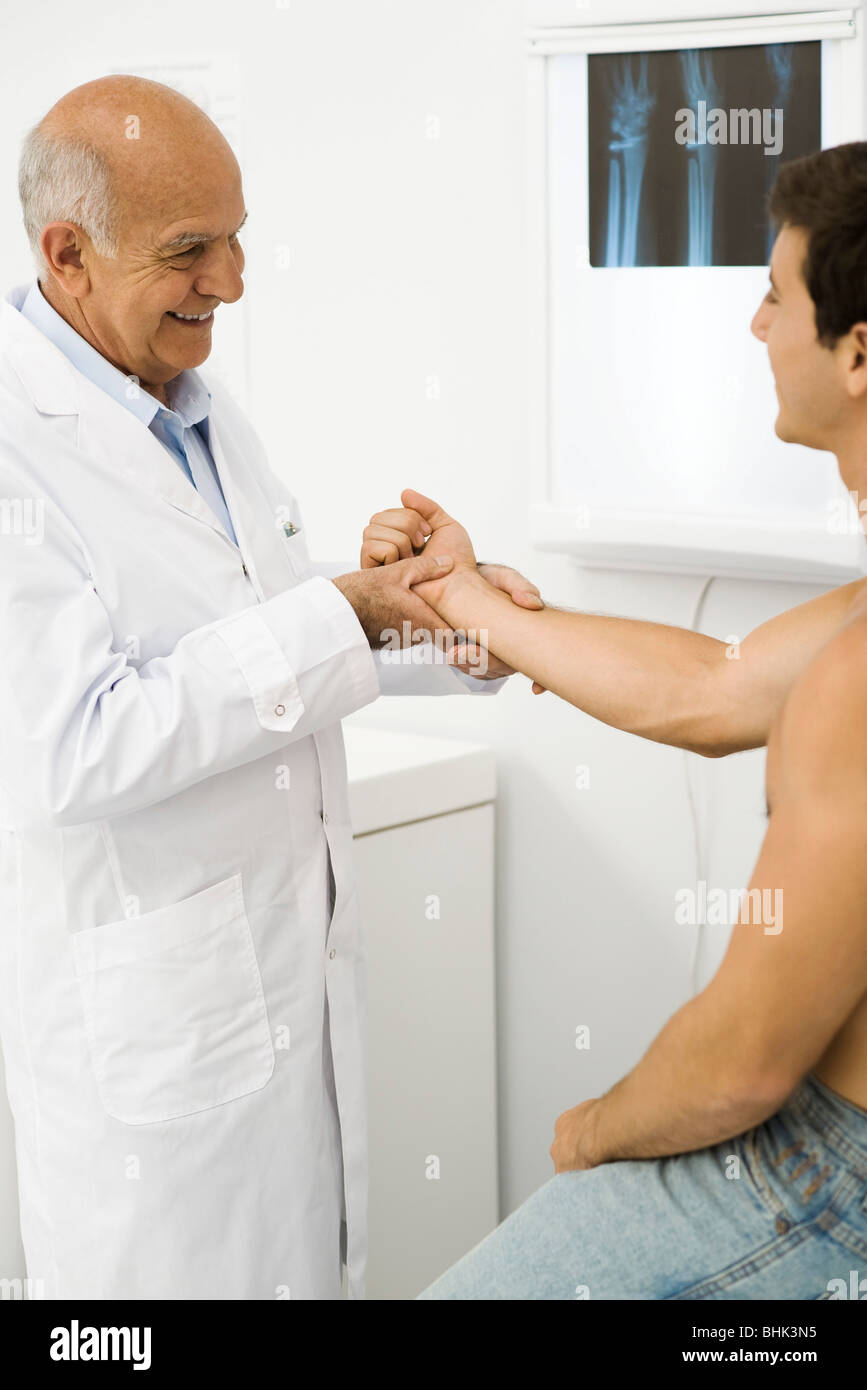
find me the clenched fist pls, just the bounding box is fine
[361,489,547,687]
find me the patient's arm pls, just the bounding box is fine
[419,563,867,757]
[552,620,867,1169]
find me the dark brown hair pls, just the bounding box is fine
[769,142,867,347]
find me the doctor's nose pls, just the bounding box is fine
[194,244,245,306]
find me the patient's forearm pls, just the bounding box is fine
[435,570,739,755]
[585,1000,788,1165]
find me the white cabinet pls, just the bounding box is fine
[345,726,499,1300]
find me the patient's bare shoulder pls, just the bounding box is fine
[845,574,867,621]
[772,607,867,805]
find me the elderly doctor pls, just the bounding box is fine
[0,75,541,1300]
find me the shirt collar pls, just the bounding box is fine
[18,280,211,429]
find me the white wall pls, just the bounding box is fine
[0,0,846,1228]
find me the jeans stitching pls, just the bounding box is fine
[668,1224,815,1300]
[814,1171,867,1262]
[801,1165,834,1203]
[817,1220,867,1262]
[789,1153,818,1183]
[789,1083,867,1178]
[743,1125,790,1224]
[759,1092,863,1214]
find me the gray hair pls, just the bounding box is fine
[18,123,119,274]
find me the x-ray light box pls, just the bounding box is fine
[526,5,867,582]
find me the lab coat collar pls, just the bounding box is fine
[19,280,160,428]
[1,284,240,551]
[2,284,79,415]
[10,281,212,429]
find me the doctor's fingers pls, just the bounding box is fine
[361,523,422,568]
[397,591,457,648]
[478,563,545,609]
[390,551,458,637]
[447,643,516,679]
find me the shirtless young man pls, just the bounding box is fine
[364,142,867,1299]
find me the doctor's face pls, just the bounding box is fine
[750,225,847,452]
[80,145,246,396]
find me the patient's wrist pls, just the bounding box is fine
[435,565,491,626]
[581,1097,607,1168]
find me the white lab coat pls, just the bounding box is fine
[0,285,501,1300]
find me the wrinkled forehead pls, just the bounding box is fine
[109,140,244,251]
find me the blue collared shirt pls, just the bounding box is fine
[19,281,238,545]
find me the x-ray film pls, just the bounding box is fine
[589,43,821,267]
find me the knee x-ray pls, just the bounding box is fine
[589,43,821,267]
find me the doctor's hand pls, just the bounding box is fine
[332,551,458,650]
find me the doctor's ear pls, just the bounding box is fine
[40,223,91,298]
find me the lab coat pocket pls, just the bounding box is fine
[71,872,275,1125]
[278,530,313,583]
[275,504,312,578]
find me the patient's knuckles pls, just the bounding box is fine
[368,507,422,534]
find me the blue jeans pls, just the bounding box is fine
[417,1073,867,1299]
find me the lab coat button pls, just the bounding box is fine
[323,812,329,824]
[274,703,286,717]
[329,948,336,959]
[242,563,249,577]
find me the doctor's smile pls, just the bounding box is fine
[165,309,216,324]
[2,5,867,1339]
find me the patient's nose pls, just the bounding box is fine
[751,300,771,342]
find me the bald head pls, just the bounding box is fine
[18,74,246,403]
[41,71,219,145]
[24,75,239,261]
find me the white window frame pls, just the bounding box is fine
[527,8,867,583]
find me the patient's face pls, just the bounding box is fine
[750,225,847,453]
[77,142,246,398]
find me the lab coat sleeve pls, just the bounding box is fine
[309,559,508,697]
[0,480,381,829]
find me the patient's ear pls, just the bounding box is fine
[844,322,867,399]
